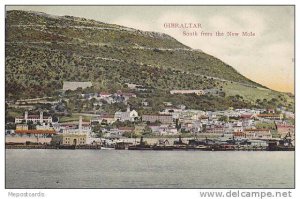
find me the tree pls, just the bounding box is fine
[142,126,152,136]
[27,121,36,130]
[175,119,181,130]
[218,115,229,122]
[95,105,101,110]
[5,123,16,130]
[92,124,103,138]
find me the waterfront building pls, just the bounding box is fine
[276,123,295,137]
[51,133,87,145]
[102,127,134,138]
[86,137,102,145]
[249,139,268,147]
[6,130,56,144]
[244,129,272,139]
[103,128,124,138]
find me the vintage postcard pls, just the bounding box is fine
[5,5,295,191]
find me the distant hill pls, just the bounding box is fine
[5,10,293,110]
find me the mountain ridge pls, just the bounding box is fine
[6,10,261,84]
[5,10,293,111]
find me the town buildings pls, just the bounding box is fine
[62,81,92,91]
[91,114,116,124]
[170,89,204,95]
[114,107,139,122]
[6,129,56,144]
[6,87,295,145]
[51,133,87,145]
[142,114,173,124]
[15,111,52,124]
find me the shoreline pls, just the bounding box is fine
[5,144,101,150]
[5,145,294,151]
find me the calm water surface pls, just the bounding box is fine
[5,149,294,188]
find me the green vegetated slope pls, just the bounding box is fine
[222,83,293,106]
[5,10,294,110]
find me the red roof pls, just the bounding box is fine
[276,125,294,128]
[245,129,270,132]
[122,93,136,96]
[240,114,253,119]
[233,132,246,136]
[101,114,115,118]
[118,127,134,131]
[100,92,111,95]
[257,114,280,117]
[15,130,56,134]
[28,115,39,118]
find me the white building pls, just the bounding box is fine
[15,111,52,124]
[114,107,138,122]
[244,129,272,139]
[58,116,91,135]
[158,125,178,135]
[91,114,116,124]
[36,123,55,131]
[170,89,204,95]
[62,81,92,91]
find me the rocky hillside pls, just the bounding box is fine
[5,10,293,110]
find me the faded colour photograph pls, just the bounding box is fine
[5,5,294,189]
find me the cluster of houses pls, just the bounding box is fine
[170,89,222,96]
[81,91,137,105]
[91,107,139,124]
[5,102,295,146]
[7,112,90,146]
[5,81,295,147]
